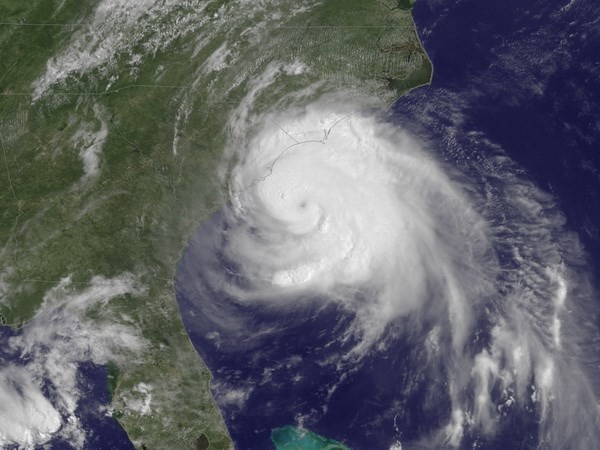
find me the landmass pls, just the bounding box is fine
[0,0,430,447]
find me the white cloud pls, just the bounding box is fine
[71,103,109,181]
[0,366,62,447]
[0,274,146,448]
[31,0,210,100]
[212,381,253,410]
[188,97,600,447]
[123,383,154,416]
[202,42,231,74]
[220,102,487,357]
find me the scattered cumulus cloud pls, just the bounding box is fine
[0,274,146,448]
[70,103,109,182]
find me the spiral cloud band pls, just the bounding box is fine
[184,98,600,448]
[224,104,491,351]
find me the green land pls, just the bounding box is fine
[0,0,430,448]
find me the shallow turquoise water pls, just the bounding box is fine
[271,426,348,450]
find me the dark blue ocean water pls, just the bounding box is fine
[407,0,600,262]
[0,326,134,450]
[176,0,600,448]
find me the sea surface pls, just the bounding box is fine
[407,0,600,262]
[0,326,134,450]
[3,0,595,448]
[176,0,600,448]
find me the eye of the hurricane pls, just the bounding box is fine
[262,178,325,235]
[223,103,490,347]
[177,99,600,450]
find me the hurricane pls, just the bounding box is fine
[216,101,491,354]
[1,0,598,447]
[177,96,600,448]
